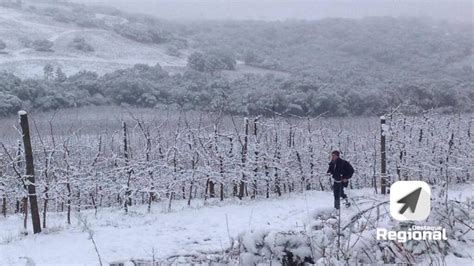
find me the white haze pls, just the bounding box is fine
[69,0,472,22]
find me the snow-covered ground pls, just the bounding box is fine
[0,186,471,265]
[0,189,357,265]
[0,6,187,78]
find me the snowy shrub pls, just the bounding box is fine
[243,50,263,66]
[0,92,22,116]
[88,93,108,106]
[18,36,32,48]
[70,37,95,52]
[232,230,314,265]
[221,196,473,265]
[32,39,54,52]
[0,40,6,51]
[169,37,188,49]
[187,49,237,73]
[138,92,158,107]
[113,22,167,44]
[34,94,71,110]
[166,46,180,57]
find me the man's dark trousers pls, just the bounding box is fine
[333,181,347,209]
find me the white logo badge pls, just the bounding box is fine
[390,181,431,221]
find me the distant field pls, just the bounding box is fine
[0,106,186,140]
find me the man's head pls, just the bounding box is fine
[331,150,340,161]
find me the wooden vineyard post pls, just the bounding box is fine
[19,111,41,234]
[1,168,5,217]
[380,116,387,195]
[238,118,249,200]
[123,121,132,213]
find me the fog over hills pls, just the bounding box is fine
[0,0,471,116]
[71,0,472,22]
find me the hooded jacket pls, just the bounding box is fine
[327,158,354,182]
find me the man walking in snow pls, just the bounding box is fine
[327,151,354,209]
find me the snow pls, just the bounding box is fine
[445,254,473,265]
[17,110,27,116]
[0,190,337,265]
[1,186,472,265]
[0,6,187,78]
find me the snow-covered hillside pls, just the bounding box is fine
[0,5,187,78]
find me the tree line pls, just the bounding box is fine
[0,61,471,117]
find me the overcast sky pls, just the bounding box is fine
[70,0,472,22]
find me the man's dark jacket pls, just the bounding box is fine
[327,158,354,182]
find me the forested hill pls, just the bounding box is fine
[0,0,472,117]
[185,18,472,82]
